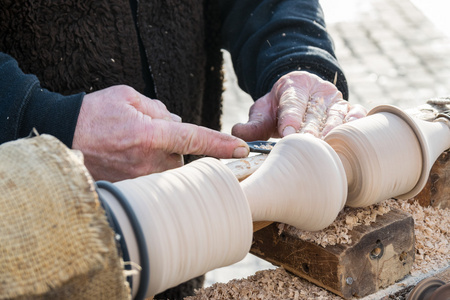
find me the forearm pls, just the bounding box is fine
[220,0,348,100]
[0,52,83,147]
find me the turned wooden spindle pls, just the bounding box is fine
[240,134,348,232]
[325,104,450,207]
[97,133,351,297]
[98,158,253,298]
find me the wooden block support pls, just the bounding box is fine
[251,208,415,299]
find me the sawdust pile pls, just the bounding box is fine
[185,267,340,300]
[390,200,449,275]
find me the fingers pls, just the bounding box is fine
[275,74,310,137]
[170,113,182,122]
[231,94,277,141]
[314,102,367,138]
[108,85,181,122]
[129,92,182,121]
[345,103,368,122]
[321,100,349,137]
[298,93,334,137]
[276,85,309,137]
[151,119,250,158]
[275,72,344,138]
[231,71,367,143]
[301,93,346,138]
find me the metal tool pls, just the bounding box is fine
[246,141,276,154]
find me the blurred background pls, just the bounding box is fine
[208,0,450,287]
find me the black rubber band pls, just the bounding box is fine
[98,190,133,290]
[96,181,150,300]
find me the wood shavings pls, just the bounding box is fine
[185,267,341,300]
[386,199,450,276]
[278,201,392,247]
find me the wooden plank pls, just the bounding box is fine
[250,208,415,299]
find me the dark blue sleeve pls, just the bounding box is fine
[0,52,84,147]
[220,0,349,100]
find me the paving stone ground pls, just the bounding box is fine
[327,0,450,109]
[208,0,450,288]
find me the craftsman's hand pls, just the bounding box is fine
[72,85,249,182]
[232,71,367,141]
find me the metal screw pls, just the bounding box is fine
[370,240,384,260]
[346,277,353,285]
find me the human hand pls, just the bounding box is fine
[232,71,367,141]
[72,85,249,182]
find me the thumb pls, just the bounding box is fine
[151,120,250,159]
[231,94,277,141]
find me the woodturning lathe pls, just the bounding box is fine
[97,104,450,299]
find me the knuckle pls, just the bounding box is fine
[179,129,204,153]
[114,85,141,105]
[115,84,136,95]
[153,99,166,108]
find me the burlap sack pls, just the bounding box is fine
[0,134,130,299]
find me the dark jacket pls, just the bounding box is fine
[0,0,348,147]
